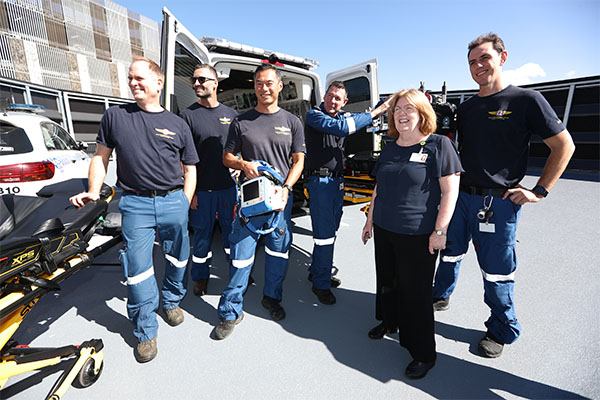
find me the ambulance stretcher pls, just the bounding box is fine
[0,182,122,399]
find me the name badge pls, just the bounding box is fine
[479,222,496,233]
[409,152,428,163]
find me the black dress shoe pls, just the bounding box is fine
[261,295,286,321]
[311,287,336,305]
[368,322,398,340]
[405,359,435,380]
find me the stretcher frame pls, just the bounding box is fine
[0,187,122,399]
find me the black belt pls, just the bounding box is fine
[310,169,344,178]
[460,184,507,197]
[127,186,183,197]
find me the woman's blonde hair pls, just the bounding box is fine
[387,89,437,138]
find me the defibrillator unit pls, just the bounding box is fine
[239,161,285,218]
[240,176,285,217]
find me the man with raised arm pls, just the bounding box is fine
[304,81,390,304]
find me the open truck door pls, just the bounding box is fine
[325,58,379,113]
[326,59,381,204]
[160,8,320,121]
[160,7,211,113]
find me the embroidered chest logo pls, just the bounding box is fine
[488,110,512,120]
[219,117,232,125]
[155,128,177,139]
[274,126,291,135]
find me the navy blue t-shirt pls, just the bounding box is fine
[457,85,565,188]
[371,134,463,235]
[179,103,238,191]
[97,103,199,192]
[225,108,305,178]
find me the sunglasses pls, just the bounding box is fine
[190,76,216,84]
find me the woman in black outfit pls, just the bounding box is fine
[362,89,462,379]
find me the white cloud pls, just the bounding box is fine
[503,63,546,85]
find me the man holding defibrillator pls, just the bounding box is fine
[304,81,391,305]
[214,64,305,340]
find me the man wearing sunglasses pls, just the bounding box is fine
[180,64,238,298]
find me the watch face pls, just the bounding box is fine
[533,186,548,197]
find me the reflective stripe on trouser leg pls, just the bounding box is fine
[118,194,160,342]
[307,176,343,290]
[432,191,472,299]
[156,190,191,310]
[264,194,293,301]
[189,187,236,280]
[218,212,259,321]
[472,195,522,344]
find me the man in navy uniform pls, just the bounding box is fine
[180,64,238,297]
[304,81,390,304]
[215,64,305,339]
[70,58,198,363]
[431,33,575,358]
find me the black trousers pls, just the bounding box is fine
[373,224,437,362]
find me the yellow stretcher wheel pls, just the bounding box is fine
[72,357,103,388]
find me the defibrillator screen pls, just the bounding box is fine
[242,180,260,201]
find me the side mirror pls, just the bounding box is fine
[76,141,88,151]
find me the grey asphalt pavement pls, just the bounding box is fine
[1,176,598,399]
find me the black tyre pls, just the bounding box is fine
[72,357,103,388]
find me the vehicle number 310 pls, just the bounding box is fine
[0,187,21,195]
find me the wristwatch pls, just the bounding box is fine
[282,184,293,192]
[531,185,549,198]
[434,230,446,236]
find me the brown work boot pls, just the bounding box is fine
[193,279,209,296]
[214,314,244,340]
[135,337,157,363]
[478,331,504,358]
[164,306,184,326]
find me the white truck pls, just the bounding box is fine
[160,8,384,202]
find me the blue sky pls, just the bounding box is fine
[122,0,599,94]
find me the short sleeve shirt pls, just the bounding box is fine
[457,85,565,188]
[97,103,199,192]
[179,103,238,191]
[371,134,463,235]
[224,108,305,177]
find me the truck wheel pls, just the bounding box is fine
[72,357,103,388]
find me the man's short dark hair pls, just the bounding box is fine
[468,33,505,56]
[194,63,218,79]
[254,64,282,82]
[326,81,347,96]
